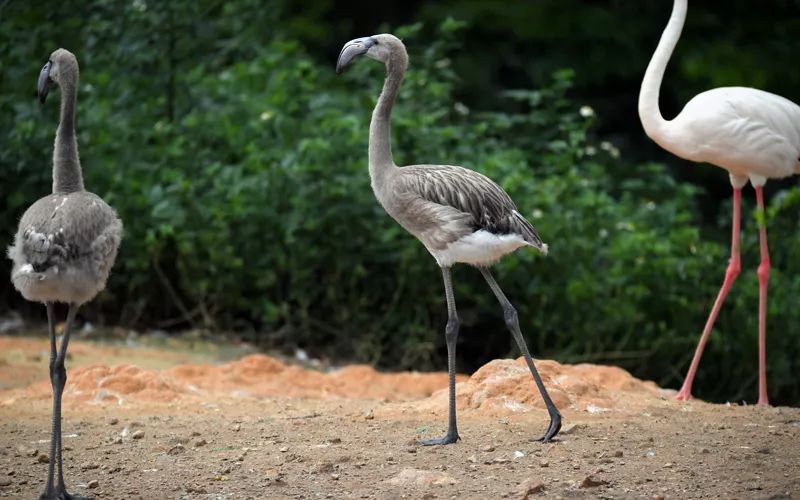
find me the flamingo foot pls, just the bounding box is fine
[674,385,693,402]
[757,395,770,407]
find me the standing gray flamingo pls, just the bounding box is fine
[639,0,800,405]
[336,34,561,444]
[7,48,122,499]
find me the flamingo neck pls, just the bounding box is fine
[638,0,687,143]
[53,72,84,194]
[369,50,406,190]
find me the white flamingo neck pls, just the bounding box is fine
[638,0,687,144]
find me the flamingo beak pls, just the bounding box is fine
[336,37,376,74]
[37,61,53,104]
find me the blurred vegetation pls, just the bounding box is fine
[1,0,798,405]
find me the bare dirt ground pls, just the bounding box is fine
[0,334,798,499]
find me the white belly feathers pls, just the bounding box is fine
[430,230,543,267]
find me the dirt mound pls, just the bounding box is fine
[2,341,668,416]
[400,357,669,417]
[0,354,459,407]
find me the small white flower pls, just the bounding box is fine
[260,111,273,121]
[531,209,543,219]
[435,58,451,69]
[599,228,608,239]
[453,102,469,116]
[132,0,147,12]
[646,201,656,210]
[600,141,612,151]
[585,145,596,156]
[579,105,595,118]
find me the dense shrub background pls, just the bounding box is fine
[1,1,798,404]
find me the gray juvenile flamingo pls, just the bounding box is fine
[7,48,122,499]
[337,33,561,444]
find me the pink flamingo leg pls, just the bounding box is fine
[675,187,742,401]
[755,186,770,406]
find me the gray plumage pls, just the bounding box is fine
[343,33,547,267]
[391,164,545,252]
[8,192,121,305]
[337,34,561,446]
[8,49,122,306]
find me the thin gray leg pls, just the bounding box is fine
[42,302,57,497]
[479,267,562,442]
[40,304,86,500]
[419,266,460,446]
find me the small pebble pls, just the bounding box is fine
[0,477,11,487]
[279,446,289,453]
[81,463,100,470]
[613,450,623,458]
[17,446,37,457]
[167,444,186,455]
[516,479,545,499]
[194,438,208,448]
[37,454,49,464]
[131,430,145,440]
[363,410,374,420]
[87,480,99,489]
[539,459,549,468]
[513,451,526,459]
[108,418,118,426]
[331,473,339,480]
[482,445,495,453]
[580,475,608,488]
[561,423,586,435]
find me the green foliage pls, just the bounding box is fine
[1,2,798,405]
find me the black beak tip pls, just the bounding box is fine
[37,61,52,104]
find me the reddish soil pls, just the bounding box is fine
[0,335,798,499]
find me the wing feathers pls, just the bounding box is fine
[396,165,544,246]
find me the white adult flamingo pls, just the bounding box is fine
[639,0,800,405]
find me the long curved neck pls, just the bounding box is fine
[638,0,687,142]
[53,71,84,193]
[369,51,406,188]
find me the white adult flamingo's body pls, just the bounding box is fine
[639,0,800,404]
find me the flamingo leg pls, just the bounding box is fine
[40,304,85,500]
[418,266,460,445]
[755,186,770,406]
[479,267,561,442]
[675,187,742,401]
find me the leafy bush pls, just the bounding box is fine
[1,3,798,404]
